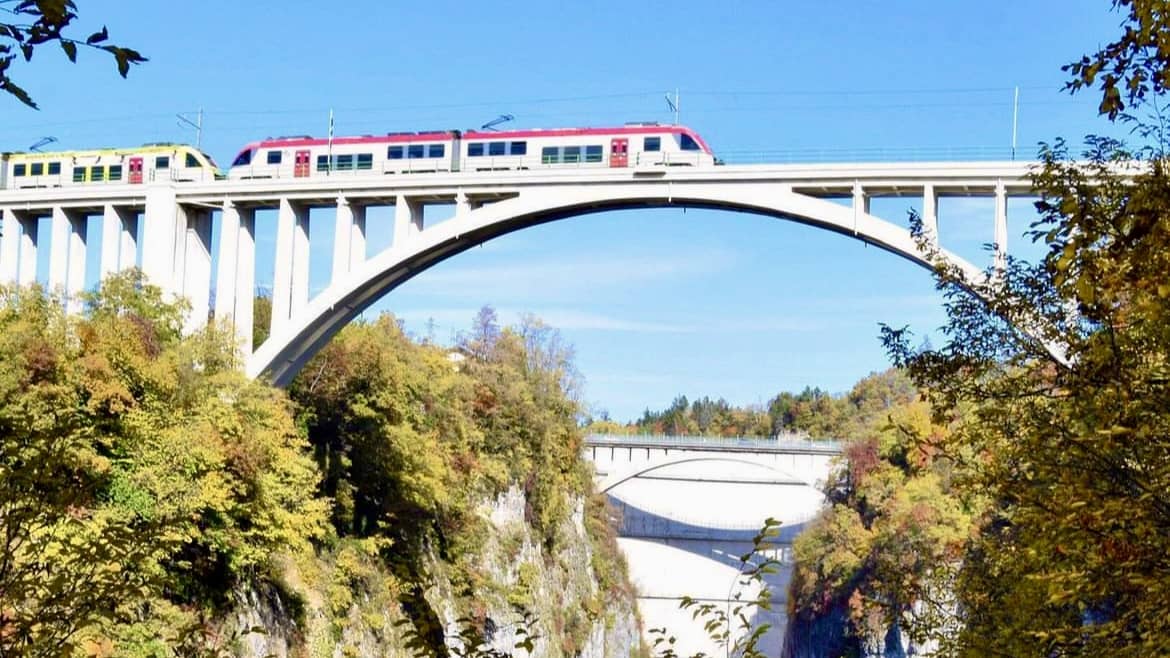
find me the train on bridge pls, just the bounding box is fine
[0,123,715,190]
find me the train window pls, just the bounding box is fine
[563,146,581,163]
[407,145,425,159]
[356,153,373,170]
[488,141,506,156]
[680,134,700,151]
[109,165,123,181]
[585,145,603,162]
[644,137,661,152]
[90,166,105,182]
[232,149,254,167]
[428,144,445,158]
[30,163,43,176]
[541,147,558,164]
[336,154,354,169]
[48,162,61,175]
[388,146,404,159]
[185,153,200,168]
[156,156,170,169]
[317,155,330,171]
[72,168,85,182]
[510,141,527,155]
[267,151,283,165]
[13,164,25,176]
[468,143,485,157]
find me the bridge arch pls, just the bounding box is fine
[249,182,982,386]
[595,455,820,494]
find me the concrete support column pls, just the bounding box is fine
[65,211,86,314]
[1,208,19,284]
[851,182,869,235]
[99,204,124,280]
[214,201,257,353]
[291,204,310,314]
[214,201,240,324]
[181,208,213,334]
[272,198,309,327]
[118,210,138,271]
[235,211,256,354]
[994,180,1008,271]
[350,204,366,272]
[17,214,37,285]
[142,185,180,291]
[921,184,938,246]
[455,190,471,216]
[393,195,423,248]
[332,196,366,283]
[47,207,71,290]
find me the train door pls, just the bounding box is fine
[294,150,310,177]
[610,138,628,167]
[128,157,144,184]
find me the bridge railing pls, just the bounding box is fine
[718,145,1021,164]
[585,433,843,453]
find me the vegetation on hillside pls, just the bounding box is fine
[786,3,1170,654]
[0,276,624,656]
[591,368,916,440]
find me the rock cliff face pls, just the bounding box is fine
[228,487,640,658]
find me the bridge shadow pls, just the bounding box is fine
[606,493,810,572]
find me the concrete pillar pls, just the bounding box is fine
[65,212,86,313]
[851,182,869,235]
[118,210,138,271]
[332,197,353,284]
[393,195,423,248]
[272,198,308,326]
[455,190,471,216]
[1,208,19,284]
[994,180,1008,270]
[181,208,213,334]
[142,185,179,291]
[350,203,366,273]
[214,201,241,324]
[213,201,257,352]
[47,207,71,290]
[17,214,36,285]
[235,212,256,354]
[99,204,124,280]
[921,184,938,246]
[332,196,368,283]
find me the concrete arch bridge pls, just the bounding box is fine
[0,160,1034,385]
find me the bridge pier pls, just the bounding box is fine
[994,180,1008,270]
[1,207,39,286]
[177,206,213,334]
[214,200,257,351]
[393,194,423,248]
[332,196,367,282]
[272,198,310,328]
[921,183,938,245]
[99,204,137,279]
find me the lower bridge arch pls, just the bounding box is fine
[248,182,982,386]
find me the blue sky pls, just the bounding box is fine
[2,1,1120,421]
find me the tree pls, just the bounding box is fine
[1064,0,1170,119]
[1,0,146,108]
[0,273,328,655]
[879,136,1170,655]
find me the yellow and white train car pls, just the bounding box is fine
[0,143,220,190]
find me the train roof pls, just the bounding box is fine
[2,143,211,160]
[233,124,713,156]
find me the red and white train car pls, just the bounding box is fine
[226,124,715,180]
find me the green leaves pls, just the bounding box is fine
[1,3,146,108]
